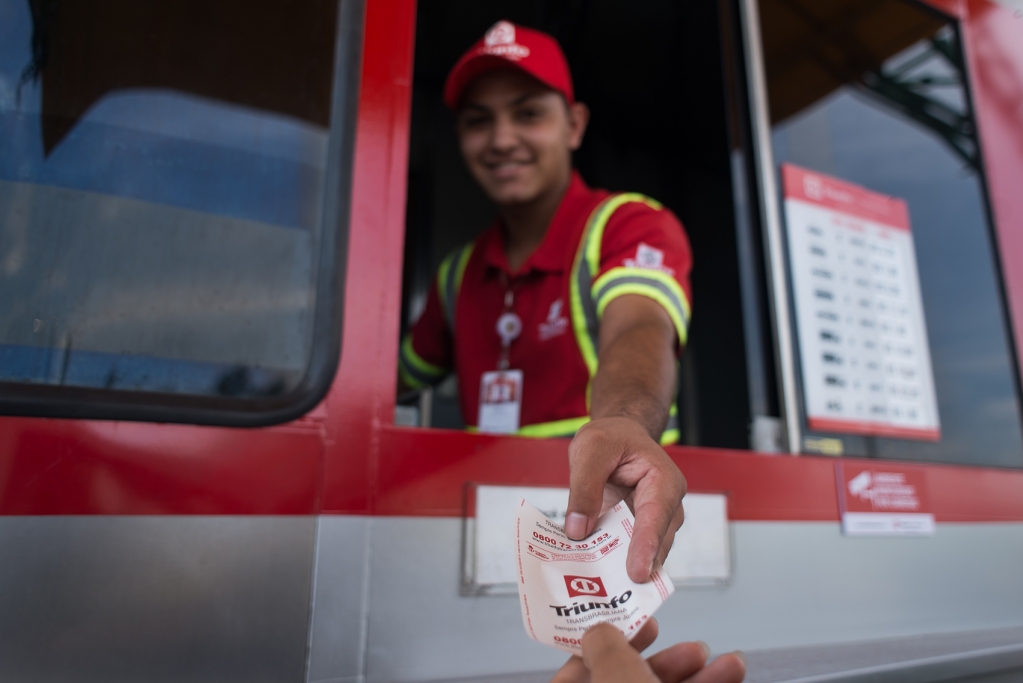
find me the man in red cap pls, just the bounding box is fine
[399,21,692,582]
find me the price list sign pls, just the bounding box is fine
[782,164,940,441]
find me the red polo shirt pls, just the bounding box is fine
[399,172,692,436]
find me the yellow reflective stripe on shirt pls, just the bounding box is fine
[591,268,691,346]
[516,416,591,438]
[582,194,663,277]
[453,243,473,294]
[468,400,675,437]
[437,242,475,331]
[568,250,598,378]
[398,333,447,389]
[661,402,680,445]
[398,364,423,390]
[466,408,679,442]
[436,254,453,307]
[569,193,664,381]
[592,266,691,323]
[465,417,588,438]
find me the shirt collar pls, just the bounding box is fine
[482,171,593,276]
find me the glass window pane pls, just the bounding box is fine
[760,0,1023,467]
[0,0,343,405]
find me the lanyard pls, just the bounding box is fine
[495,276,522,371]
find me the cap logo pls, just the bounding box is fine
[480,20,530,61]
[485,21,516,47]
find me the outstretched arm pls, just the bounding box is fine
[563,293,686,582]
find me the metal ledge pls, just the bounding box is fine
[776,643,1023,683]
[424,627,1023,683]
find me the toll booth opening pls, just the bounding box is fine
[398,0,752,448]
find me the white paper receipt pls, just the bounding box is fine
[515,499,675,654]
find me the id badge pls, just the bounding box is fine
[478,369,523,434]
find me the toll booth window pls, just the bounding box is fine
[398,1,751,448]
[760,0,1023,467]
[0,1,357,424]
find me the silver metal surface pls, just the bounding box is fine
[305,516,374,683]
[3,515,1020,683]
[0,516,317,683]
[363,518,1023,683]
[744,627,1023,682]
[366,516,569,683]
[419,627,1023,683]
[737,0,803,454]
[769,643,1023,683]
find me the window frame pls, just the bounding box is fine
[0,0,365,428]
[736,0,1023,463]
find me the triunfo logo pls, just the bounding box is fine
[550,589,633,616]
[481,20,530,60]
[564,575,607,598]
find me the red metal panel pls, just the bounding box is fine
[375,426,840,521]
[374,425,1023,522]
[0,418,322,515]
[318,0,418,514]
[926,461,1023,521]
[961,1,1023,392]
[375,427,572,517]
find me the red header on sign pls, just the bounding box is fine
[836,463,931,515]
[782,163,911,230]
[808,417,940,442]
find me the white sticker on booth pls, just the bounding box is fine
[472,485,730,588]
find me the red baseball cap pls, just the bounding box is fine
[443,21,575,110]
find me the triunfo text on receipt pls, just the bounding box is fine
[515,499,674,654]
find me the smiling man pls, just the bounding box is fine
[399,21,692,582]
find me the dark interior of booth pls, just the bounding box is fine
[400,0,754,449]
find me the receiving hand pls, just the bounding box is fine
[549,620,745,683]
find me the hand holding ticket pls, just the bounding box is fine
[515,499,674,654]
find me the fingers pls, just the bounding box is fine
[646,641,709,683]
[654,502,685,568]
[646,643,746,683]
[574,623,745,683]
[548,656,588,683]
[681,652,746,683]
[565,426,622,539]
[600,485,629,518]
[582,624,659,683]
[548,619,661,683]
[630,617,659,653]
[626,465,686,582]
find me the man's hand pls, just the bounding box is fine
[565,417,685,582]
[549,621,745,683]
[567,293,685,581]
